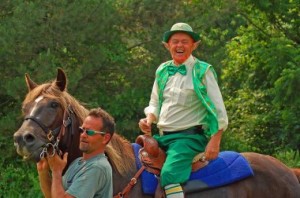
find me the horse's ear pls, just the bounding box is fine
[25,73,38,91]
[56,68,67,92]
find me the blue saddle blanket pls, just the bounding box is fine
[132,143,254,195]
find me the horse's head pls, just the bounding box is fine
[13,68,88,166]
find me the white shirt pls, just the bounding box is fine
[145,55,228,133]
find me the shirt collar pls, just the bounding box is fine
[183,55,195,69]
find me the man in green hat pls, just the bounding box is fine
[139,22,228,198]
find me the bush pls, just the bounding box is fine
[0,161,43,197]
[274,149,300,168]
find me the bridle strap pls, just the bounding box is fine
[24,116,50,134]
[24,116,61,142]
[114,166,145,198]
[57,105,74,152]
[24,105,74,142]
[58,105,73,139]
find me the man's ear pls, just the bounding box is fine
[192,40,201,51]
[103,133,112,144]
[162,41,170,50]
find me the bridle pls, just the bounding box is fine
[24,116,61,142]
[24,105,74,159]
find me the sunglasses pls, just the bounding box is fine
[79,126,106,136]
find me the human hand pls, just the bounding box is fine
[47,152,68,177]
[139,113,156,135]
[138,118,152,135]
[204,130,223,161]
[204,140,220,161]
[37,157,50,174]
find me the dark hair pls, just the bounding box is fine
[88,107,116,137]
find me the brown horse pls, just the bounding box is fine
[13,69,300,198]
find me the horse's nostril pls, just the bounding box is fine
[23,133,36,144]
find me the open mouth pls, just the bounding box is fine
[15,144,45,162]
[174,49,185,57]
[176,49,184,53]
[23,153,32,160]
[16,148,33,161]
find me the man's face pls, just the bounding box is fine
[79,116,105,153]
[165,32,198,65]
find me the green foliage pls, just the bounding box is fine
[275,150,300,168]
[0,161,42,197]
[222,0,300,154]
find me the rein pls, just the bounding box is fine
[24,105,74,158]
[114,166,145,198]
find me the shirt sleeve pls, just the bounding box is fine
[144,79,160,121]
[204,69,228,131]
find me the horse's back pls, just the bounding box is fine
[186,152,300,198]
[242,152,300,198]
[111,134,300,198]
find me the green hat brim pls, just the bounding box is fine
[163,30,200,43]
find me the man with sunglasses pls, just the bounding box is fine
[37,107,115,198]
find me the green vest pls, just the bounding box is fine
[156,59,219,137]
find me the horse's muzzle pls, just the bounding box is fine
[13,131,45,162]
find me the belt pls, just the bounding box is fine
[163,125,203,135]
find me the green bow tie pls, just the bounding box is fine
[167,65,187,76]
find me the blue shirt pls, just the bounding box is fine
[62,154,113,198]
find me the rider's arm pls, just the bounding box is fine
[205,69,228,131]
[203,69,227,161]
[144,79,160,123]
[205,129,223,161]
[139,79,159,135]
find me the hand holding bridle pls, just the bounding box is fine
[47,152,68,177]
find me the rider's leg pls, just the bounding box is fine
[164,184,184,198]
[158,133,207,187]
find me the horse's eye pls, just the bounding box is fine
[50,102,59,108]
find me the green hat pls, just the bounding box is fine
[163,23,200,42]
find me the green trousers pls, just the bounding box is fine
[153,132,208,187]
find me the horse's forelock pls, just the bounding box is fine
[23,83,51,107]
[43,84,88,122]
[23,82,88,122]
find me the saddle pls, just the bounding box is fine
[132,137,254,197]
[135,135,208,176]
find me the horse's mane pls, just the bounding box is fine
[23,80,135,176]
[106,134,136,177]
